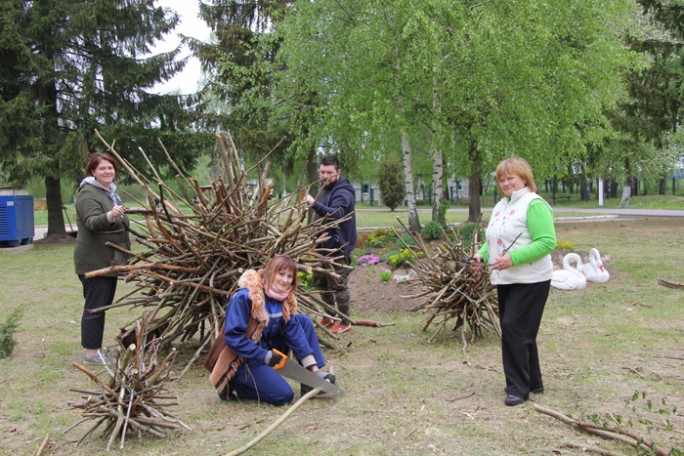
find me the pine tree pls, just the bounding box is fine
[0,0,211,238]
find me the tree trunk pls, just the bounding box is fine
[306,147,318,224]
[466,139,482,224]
[45,175,67,238]
[401,132,421,232]
[619,159,631,208]
[431,150,444,225]
[658,177,666,195]
[431,76,444,225]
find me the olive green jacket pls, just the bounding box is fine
[73,183,131,276]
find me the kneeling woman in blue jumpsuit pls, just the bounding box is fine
[220,256,333,405]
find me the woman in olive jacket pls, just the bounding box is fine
[74,152,130,365]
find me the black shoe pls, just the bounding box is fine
[504,394,526,406]
[530,386,544,394]
[218,385,237,401]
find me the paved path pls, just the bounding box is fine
[357,207,684,218]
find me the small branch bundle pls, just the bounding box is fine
[534,404,673,456]
[90,131,347,361]
[395,221,499,350]
[67,316,190,450]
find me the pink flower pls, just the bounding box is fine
[358,254,380,266]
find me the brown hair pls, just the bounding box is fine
[261,256,298,290]
[85,152,119,176]
[495,157,537,193]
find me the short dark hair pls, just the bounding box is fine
[319,155,339,170]
[85,152,119,176]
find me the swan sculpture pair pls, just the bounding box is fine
[551,248,609,290]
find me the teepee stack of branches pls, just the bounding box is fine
[395,222,499,351]
[68,315,190,450]
[90,131,348,359]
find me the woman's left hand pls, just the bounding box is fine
[491,253,512,271]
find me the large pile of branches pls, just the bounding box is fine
[90,131,349,364]
[68,316,190,451]
[396,222,499,352]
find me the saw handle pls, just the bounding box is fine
[271,348,289,370]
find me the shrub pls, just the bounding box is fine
[556,240,575,252]
[365,228,396,248]
[0,309,21,359]
[297,271,315,291]
[438,198,450,225]
[421,220,444,241]
[456,223,486,249]
[377,158,406,211]
[399,233,416,247]
[387,248,414,269]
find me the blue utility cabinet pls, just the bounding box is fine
[0,195,34,247]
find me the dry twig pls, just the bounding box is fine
[89,131,354,370]
[67,315,190,450]
[394,221,498,352]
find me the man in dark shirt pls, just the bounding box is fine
[305,156,357,334]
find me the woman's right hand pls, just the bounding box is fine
[105,204,126,222]
[107,204,125,222]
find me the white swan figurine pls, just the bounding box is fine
[551,253,587,290]
[581,248,610,283]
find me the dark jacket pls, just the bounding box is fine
[74,183,131,276]
[311,176,357,255]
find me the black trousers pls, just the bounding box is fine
[497,280,551,398]
[78,275,118,350]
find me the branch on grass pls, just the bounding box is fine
[533,404,669,456]
[225,387,323,456]
[658,279,684,289]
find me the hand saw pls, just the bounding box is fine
[271,348,344,398]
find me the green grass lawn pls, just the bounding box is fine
[1,218,682,455]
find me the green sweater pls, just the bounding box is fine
[73,184,131,276]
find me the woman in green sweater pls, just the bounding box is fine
[74,152,130,365]
[472,157,556,406]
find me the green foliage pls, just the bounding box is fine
[0,0,211,236]
[377,158,406,211]
[455,223,486,249]
[0,309,21,359]
[420,220,444,240]
[297,271,314,291]
[380,271,393,282]
[399,233,416,247]
[365,228,397,248]
[439,199,449,224]
[556,240,575,252]
[387,249,414,269]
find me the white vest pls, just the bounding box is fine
[486,188,553,285]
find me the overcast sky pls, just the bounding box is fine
[153,1,211,95]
